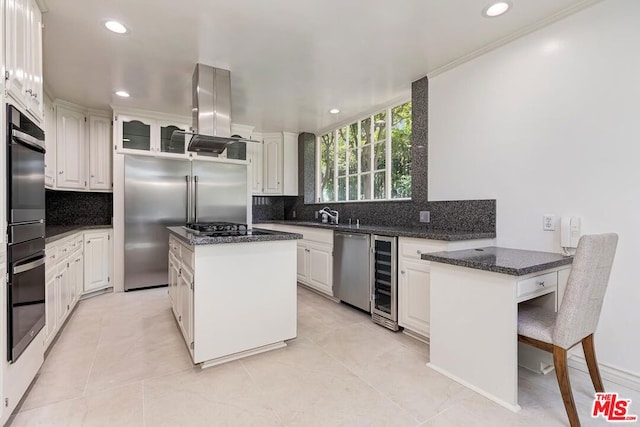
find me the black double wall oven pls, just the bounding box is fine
[6,104,46,362]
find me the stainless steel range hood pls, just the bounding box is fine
[171,64,254,155]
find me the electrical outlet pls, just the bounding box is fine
[420,211,431,223]
[543,214,555,231]
[314,211,318,219]
[292,210,296,219]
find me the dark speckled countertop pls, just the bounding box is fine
[256,221,495,241]
[167,226,302,246]
[421,246,573,276]
[45,225,112,244]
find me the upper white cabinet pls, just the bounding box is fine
[44,96,56,187]
[56,105,86,189]
[114,111,190,158]
[88,116,112,190]
[48,100,112,192]
[262,134,283,194]
[5,0,43,124]
[253,132,298,196]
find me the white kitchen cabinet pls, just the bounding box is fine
[56,261,69,328]
[88,115,112,190]
[247,136,263,194]
[307,242,333,295]
[83,230,111,293]
[114,112,190,158]
[261,224,334,296]
[256,132,298,195]
[397,236,496,339]
[262,134,283,194]
[296,244,309,283]
[398,259,431,338]
[179,266,194,351]
[56,105,86,189]
[168,252,180,310]
[44,96,56,188]
[5,0,43,124]
[44,273,58,349]
[25,0,43,121]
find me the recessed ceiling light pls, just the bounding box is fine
[329,108,340,114]
[105,20,127,34]
[483,2,510,17]
[115,91,130,98]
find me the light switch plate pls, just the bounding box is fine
[420,211,431,223]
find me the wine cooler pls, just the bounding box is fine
[370,235,399,331]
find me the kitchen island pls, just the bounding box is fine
[167,226,302,368]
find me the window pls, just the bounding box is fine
[318,101,412,202]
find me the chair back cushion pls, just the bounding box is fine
[553,233,618,349]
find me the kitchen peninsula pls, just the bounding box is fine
[167,226,302,368]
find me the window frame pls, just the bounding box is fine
[315,100,411,203]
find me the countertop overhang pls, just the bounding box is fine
[421,246,573,276]
[167,226,302,245]
[255,221,495,241]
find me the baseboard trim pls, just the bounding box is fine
[427,362,521,413]
[568,356,640,392]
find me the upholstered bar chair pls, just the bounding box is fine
[518,233,618,427]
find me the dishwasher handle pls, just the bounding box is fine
[335,232,369,240]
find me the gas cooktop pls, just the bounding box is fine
[182,222,273,237]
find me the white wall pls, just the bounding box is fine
[429,0,640,379]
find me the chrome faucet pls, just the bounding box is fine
[318,207,339,225]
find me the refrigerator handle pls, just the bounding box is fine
[194,175,199,223]
[185,175,191,222]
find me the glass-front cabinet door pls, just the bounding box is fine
[158,121,190,156]
[118,115,153,153]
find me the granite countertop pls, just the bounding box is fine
[421,246,573,276]
[167,226,302,246]
[45,224,112,244]
[256,220,496,241]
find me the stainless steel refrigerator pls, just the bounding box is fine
[124,155,248,291]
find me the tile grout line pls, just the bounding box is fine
[315,331,423,426]
[239,359,287,427]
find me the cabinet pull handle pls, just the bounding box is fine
[537,281,546,287]
[401,270,406,274]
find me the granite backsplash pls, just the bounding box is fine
[46,190,113,226]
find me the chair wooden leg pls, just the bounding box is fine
[582,334,605,393]
[553,346,581,427]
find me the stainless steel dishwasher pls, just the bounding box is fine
[333,232,371,312]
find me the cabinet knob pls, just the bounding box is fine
[59,171,63,175]
[401,270,406,275]
[537,281,546,287]
[416,250,422,255]
[91,174,95,178]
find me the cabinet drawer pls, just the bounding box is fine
[180,245,194,271]
[45,246,58,272]
[517,272,558,300]
[169,237,181,258]
[399,238,445,260]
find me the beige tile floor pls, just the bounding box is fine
[10,286,639,426]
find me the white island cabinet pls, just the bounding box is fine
[167,228,299,368]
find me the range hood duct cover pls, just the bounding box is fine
[171,64,254,154]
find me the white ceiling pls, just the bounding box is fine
[43,0,599,133]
